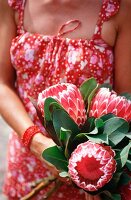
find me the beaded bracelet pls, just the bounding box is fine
[21,125,41,149]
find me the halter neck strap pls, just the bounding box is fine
[57,19,81,37]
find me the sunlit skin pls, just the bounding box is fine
[0,1,131,199]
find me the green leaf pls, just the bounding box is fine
[87,127,98,135]
[112,194,121,200]
[44,97,63,121]
[95,118,104,128]
[60,128,71,142]
[72,133,88,149]
[43,98,64,145]
[100,191,121,200]
[86,133,108,144]
[44,120,61,146]
[115,143,131,168]
[60,128,72,158]
[79,77,98,104]
[120,143,131,167]
[106,172,122,191]
[126,132,131,139]
[81,117,96,133]
[87,86,99,111]
[119,172,131,186]
[52,109,79,138]
[42,146,68,172]
[100,114,116,122]
[87,117,96,131]
[103,117,129,146]
[59,171,69,178]
[73,133,88,141]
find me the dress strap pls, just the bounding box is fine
[57,19,81,37]
[93,0,121,39]
[8,0,23,10]
[8,0,26,35]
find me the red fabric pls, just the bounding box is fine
[4,0,121,199]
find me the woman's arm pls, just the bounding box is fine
[114,0,131,94]
[0,0,55,159]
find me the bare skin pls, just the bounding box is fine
[0,0,131,199]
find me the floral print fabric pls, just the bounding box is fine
[4,0,120,199]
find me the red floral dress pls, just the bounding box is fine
[4,0,120,199]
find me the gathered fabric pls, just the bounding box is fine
[4,0,120,199]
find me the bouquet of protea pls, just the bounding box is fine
[37,78,131,200]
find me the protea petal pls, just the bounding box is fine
[89,88,131,121]
[68,141,116,191]
[37,83,87,126]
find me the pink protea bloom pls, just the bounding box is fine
[89,88,131,121]
[37,83,87,126]
[68,141,116,191]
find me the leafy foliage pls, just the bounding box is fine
[41,78,131,199]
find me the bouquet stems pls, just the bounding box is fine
[21,176,62,200]
[85,193,101,200]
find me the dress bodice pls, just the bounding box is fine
[9,0,120,122]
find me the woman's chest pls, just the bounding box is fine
[15,0,117,46]
[11,33,114,88]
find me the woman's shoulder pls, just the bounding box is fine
[0,0,13,15]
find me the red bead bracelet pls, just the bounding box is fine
[21,125,41,149]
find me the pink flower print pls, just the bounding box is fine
[25,49,35,62]
[18,174,25,183]
[10,187,16,197]
[90,55,98,64]
[26,102,37,115]
[106,4,115,16]
[35,74,44,84]
[107,50,114,64]
[98,59,103,68]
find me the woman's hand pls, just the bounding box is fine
[30,132,59,175]
[30,132,71,185]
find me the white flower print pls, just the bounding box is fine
[25,49,35,62]
[90,55,98,64]
[80,60,88,70]
[94,25,99,35]
[18,174,25,183]
[68,50,82,64]
[24,43,31,50]
[35,74,44,84]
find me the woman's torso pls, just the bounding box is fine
[3,1,121,199]
[10,0,120,106]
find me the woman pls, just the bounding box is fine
[0,0,131,199]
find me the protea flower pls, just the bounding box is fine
[89,88,131,121]
[120,181,131,200]
[68,141,116,191]
[37,83,87,126]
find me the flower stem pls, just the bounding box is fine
[42,179,63,199]
[21,176,56,200]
